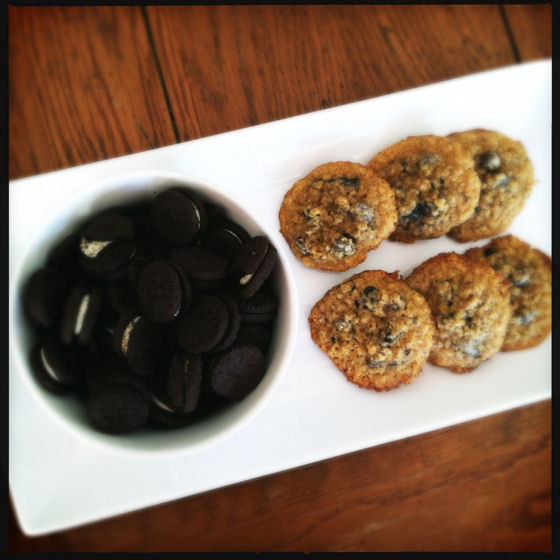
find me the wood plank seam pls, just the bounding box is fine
[498,4,522,62]
[140,5,181,144]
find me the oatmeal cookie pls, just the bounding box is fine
[447,129,535,242]
[368,135,480,243]
[279,161,397,271]
[464,235,551,350]
[308,269,435,391]
[406,252,512,373]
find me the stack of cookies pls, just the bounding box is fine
[279,129,550,392]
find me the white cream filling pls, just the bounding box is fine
[152,394,174,413]
[121,316,141,356]
[80,238,113,258]
[239,273,253,285]
[74,294,90,336]
[39,347,61,382]
[192,203,201,227]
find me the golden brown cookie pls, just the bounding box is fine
[447,129,535,242]
[308,269,435,391]
[367,135,480,243]
[406,252,512,373]
[279,161,397,271]
[464,235,551,351]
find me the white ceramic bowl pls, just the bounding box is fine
[10,170,298,457]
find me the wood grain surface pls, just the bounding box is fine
[8,3,552,553]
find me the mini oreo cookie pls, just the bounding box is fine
[165,352,202,414]
[213,293,241,351]
[234,323,271,352]
[79,213,135,276]
[137,260,183,323]
[23,267,69,330]
[151,188,207,247]
[149,393,192,428]
[113,308,163,376]
[170,246,228,281]
[237,288,278,323]
[240,243,277,300]
[231,236,268,284]
[201,218,251,261]
[209,344,267,400]
[87,379,151,434]
[31,334,82,394]
[177,295,230,354]
[231,236,277,299]
[60,284,103,346]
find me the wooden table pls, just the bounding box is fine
[9,4,552,553]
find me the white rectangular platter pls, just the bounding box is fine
[9,60,551,536]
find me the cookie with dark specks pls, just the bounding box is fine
[308,269,435,391]
[279,161,397,271]
[447,129,535,242]
[406,252,512,373]
[368,135,481,243]
[464,235,551,350]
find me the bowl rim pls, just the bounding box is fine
[9,168,299,458]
